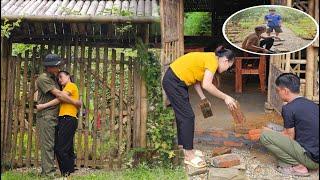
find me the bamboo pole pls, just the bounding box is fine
[18,50,29,166]
[11,54,22,165]
[110,49,116,135]
[118,52,125,166]
[73,38,78,83]
[92,46,100,168]
[66,43,71,72]
[101,47,108,135]
[4,49,15,164]
[34,53,41,167]
[126,57,133,152]
[84,45,92,168]
[76,42,85,168]
[26,48,36,167]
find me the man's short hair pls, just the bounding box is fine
[275,73,300,93]
[269,8,276,12]
[255,25,266,33]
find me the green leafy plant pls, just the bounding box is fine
[135,39,176,166]
[184,12,211,36]
[1,19,21,38]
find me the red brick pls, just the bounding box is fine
[194,129,207,136]
[212,154,241,168]
[248,129,262,135]
[234,126,250,134]
[212,146,232,157]
[209,130,229,138]
[248,133,261,141]
[223,141,243,147]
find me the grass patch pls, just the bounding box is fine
[1,169,42,180]
[1,166,187,180]
[284,18,317,40]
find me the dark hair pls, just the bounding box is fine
[275,73,300,93]
[58,70,74,82]
[269,8,276,12]
[255,25,266,33]
[215,46,235,62]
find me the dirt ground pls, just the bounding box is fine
[192,144,320,180]
[235,26,313,53]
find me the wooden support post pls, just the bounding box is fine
[3,42,14,165]
[285,54,291,72]
[138,24,149,148]
[178,0,184,56]
[305,0,315,99]
[133,60,141,148]
[306,47,315,99]
[287,0,292,6]
[1,37,8,162]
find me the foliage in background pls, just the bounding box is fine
[135,39,176,166]
[12,43,38,56]
[1,19,21,38]
[184,12,211,36]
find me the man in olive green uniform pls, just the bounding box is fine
[36,54,81,176]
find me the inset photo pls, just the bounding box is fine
[223,5,319,55]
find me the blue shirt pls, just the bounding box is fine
[282,97,319,163]
[265,14,282,27]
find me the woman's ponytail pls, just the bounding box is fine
[215,45,235,62]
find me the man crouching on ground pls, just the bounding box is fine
[242,25,280,54]
[260,73,319,177]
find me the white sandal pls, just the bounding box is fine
[184,156,206,168]
[194,150,205,157]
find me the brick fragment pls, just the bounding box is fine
[234,133,242,138]
[212,146,232,157]
[248,129,262,135]
[212,154,241,168]
[229,101,246,124]
[248,133,261,141]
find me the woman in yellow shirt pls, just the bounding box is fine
[162,46,237,168]
[36,71,79,176]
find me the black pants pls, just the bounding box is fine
[260,38,274,50]
[162,68,195,150]
[55,115,78,176]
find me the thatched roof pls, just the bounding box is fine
[1,0,159,22]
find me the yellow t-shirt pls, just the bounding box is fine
[59,82,79,118]
[169,52,218,86]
